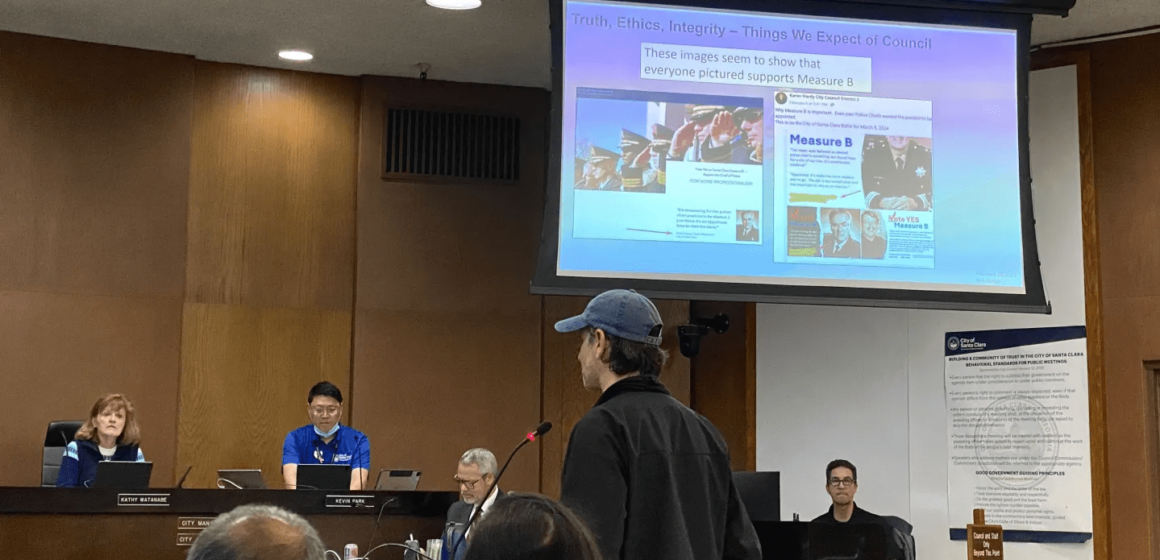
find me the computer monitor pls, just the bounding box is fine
[93,461,153,489]
[217,469,266,489]
[375,469,421,491]
[732,471,780,522]
[296,464,351,490]
[807,522,892,560]
[751,520,808,560]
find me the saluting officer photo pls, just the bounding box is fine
[861,135,933,212]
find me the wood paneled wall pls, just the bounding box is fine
[1084,32,1160,560]
[689,301,757,471]
[0,32,192,487]
[351,76,549,494]
[0,31,704,499]
[177,62,360,489]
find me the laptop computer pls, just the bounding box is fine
[93,461,153,489]
[375,469,421,491]
[217,469,267,489]
[296,464,351,490]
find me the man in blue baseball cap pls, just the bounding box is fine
[554,289,761,560]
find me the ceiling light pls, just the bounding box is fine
[426,0,481,9]
[279,50,314,62]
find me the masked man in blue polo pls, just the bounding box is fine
[554,290,761,560]
[282,381,371,490]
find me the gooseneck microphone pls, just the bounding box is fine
[460,422,553,540]
[176,465,193,489]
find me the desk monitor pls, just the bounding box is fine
[375,469,421,491]
[732,471,780,522]
[217,469,266,489]
[93,461,152,489]
[808,522,891,560]
[751,520,808,560]
[297,464,351,491]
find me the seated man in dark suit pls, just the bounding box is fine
[446,448,502,539]
[737,211,760,242]
[812,459,902,560]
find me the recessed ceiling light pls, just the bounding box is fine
[279,50,314,62]
[426,0,481,9]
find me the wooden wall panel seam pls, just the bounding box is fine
[1033,48,1114,560]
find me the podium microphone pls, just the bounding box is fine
[461,422,553,539]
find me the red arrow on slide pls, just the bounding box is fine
[627,228,672,235]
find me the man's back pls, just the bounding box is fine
[560,377,760,560]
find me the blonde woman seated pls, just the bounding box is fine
[56,393,145,488]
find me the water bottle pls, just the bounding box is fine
[403,534,420,560]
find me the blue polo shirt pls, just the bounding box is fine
[282,425,370,469]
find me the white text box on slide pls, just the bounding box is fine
[640,43,872,93]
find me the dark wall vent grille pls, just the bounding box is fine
[384,108,521,182]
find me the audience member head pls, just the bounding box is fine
[75,393,140,447]
[463,493,601,560]
[187,504,325,560]
[456,448,499,505]
[825,459,859,507]
[554,289,668,391]
[306,381,343,437]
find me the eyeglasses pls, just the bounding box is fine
[454,477,482,490]
[829,478,857,488]
[310,406,339,417]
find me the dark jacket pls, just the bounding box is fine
[812,503,903,560]
[861,136,933,211]
[560,376,761,560]
[444,486,502,526]
[56,440,143,488]
[821,234,861,258]
[737,225,759,242]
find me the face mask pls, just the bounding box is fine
[314,423,340,438]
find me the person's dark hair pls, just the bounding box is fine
[463,493,601,560]
[826,459,857,482]
[585,327,668,377]
[307,381,342,404]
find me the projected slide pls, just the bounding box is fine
[556,0,1026,294]
[573,88,764,244]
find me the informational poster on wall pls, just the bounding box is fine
[944,326,1092,538]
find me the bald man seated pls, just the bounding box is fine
[187,504,326,560]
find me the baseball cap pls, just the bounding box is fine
[554,289,663,346]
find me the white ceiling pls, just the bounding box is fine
[0,0,1156,89]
